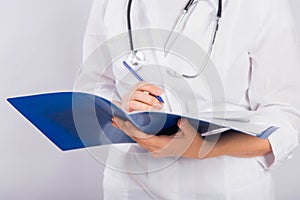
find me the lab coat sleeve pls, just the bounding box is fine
[248,0,300,170]
[73,0,118,100]
[82,0,108,62]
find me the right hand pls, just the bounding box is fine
[122,82,164,112]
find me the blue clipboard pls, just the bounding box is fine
[7,92,277,151]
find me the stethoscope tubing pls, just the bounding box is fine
[127,0,135,53]
[126,0,222,78]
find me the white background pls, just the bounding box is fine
[0,0,300,199]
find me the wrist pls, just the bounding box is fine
[182,134,205,159]
[198,136,224,159]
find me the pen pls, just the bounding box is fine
[122,61,164,103]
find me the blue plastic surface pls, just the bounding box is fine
[7,92,277,151]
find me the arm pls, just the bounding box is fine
[245,0,300,169]
[185,0,300,164]
[194,0,300,166]
[198,0,300,167]
[113,117,272,159]
[200,132,272,159]
[113,0,300,168]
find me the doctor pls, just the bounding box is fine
[74,0,300,199]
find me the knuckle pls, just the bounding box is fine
[150,97,158,105]
[136,82,148,90]
[128,101,136,111]
[145,105,153,111]
[130,92,139,101]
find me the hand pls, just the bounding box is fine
[122,82,164,112]
[112,117,204,159]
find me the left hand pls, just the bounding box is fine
[112,117,204,159]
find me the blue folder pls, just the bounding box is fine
[7,92,210,151]
[7,92,277,151]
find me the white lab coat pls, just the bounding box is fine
[74,0,300,199]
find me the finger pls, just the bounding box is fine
[131,135,168,155]
[123,121,162,149]
[173,131,184,138]
[113,117,151,139]
[126,133,159,152]
[117,120,160,152]
[112,117,125,129]
[124,121,155,140]
[135,139,158,153]
[131,91,163,107]
[112,121,119,129]
[135,82,163,96]
[113,117,173,155]
[128,100,162,112]
[178,118,196,131]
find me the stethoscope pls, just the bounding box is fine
[125,0,223,78]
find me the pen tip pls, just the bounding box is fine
[157,96,164,104]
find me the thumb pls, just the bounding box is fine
[177,118,197,134]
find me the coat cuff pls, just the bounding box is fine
[251,111,299,170]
